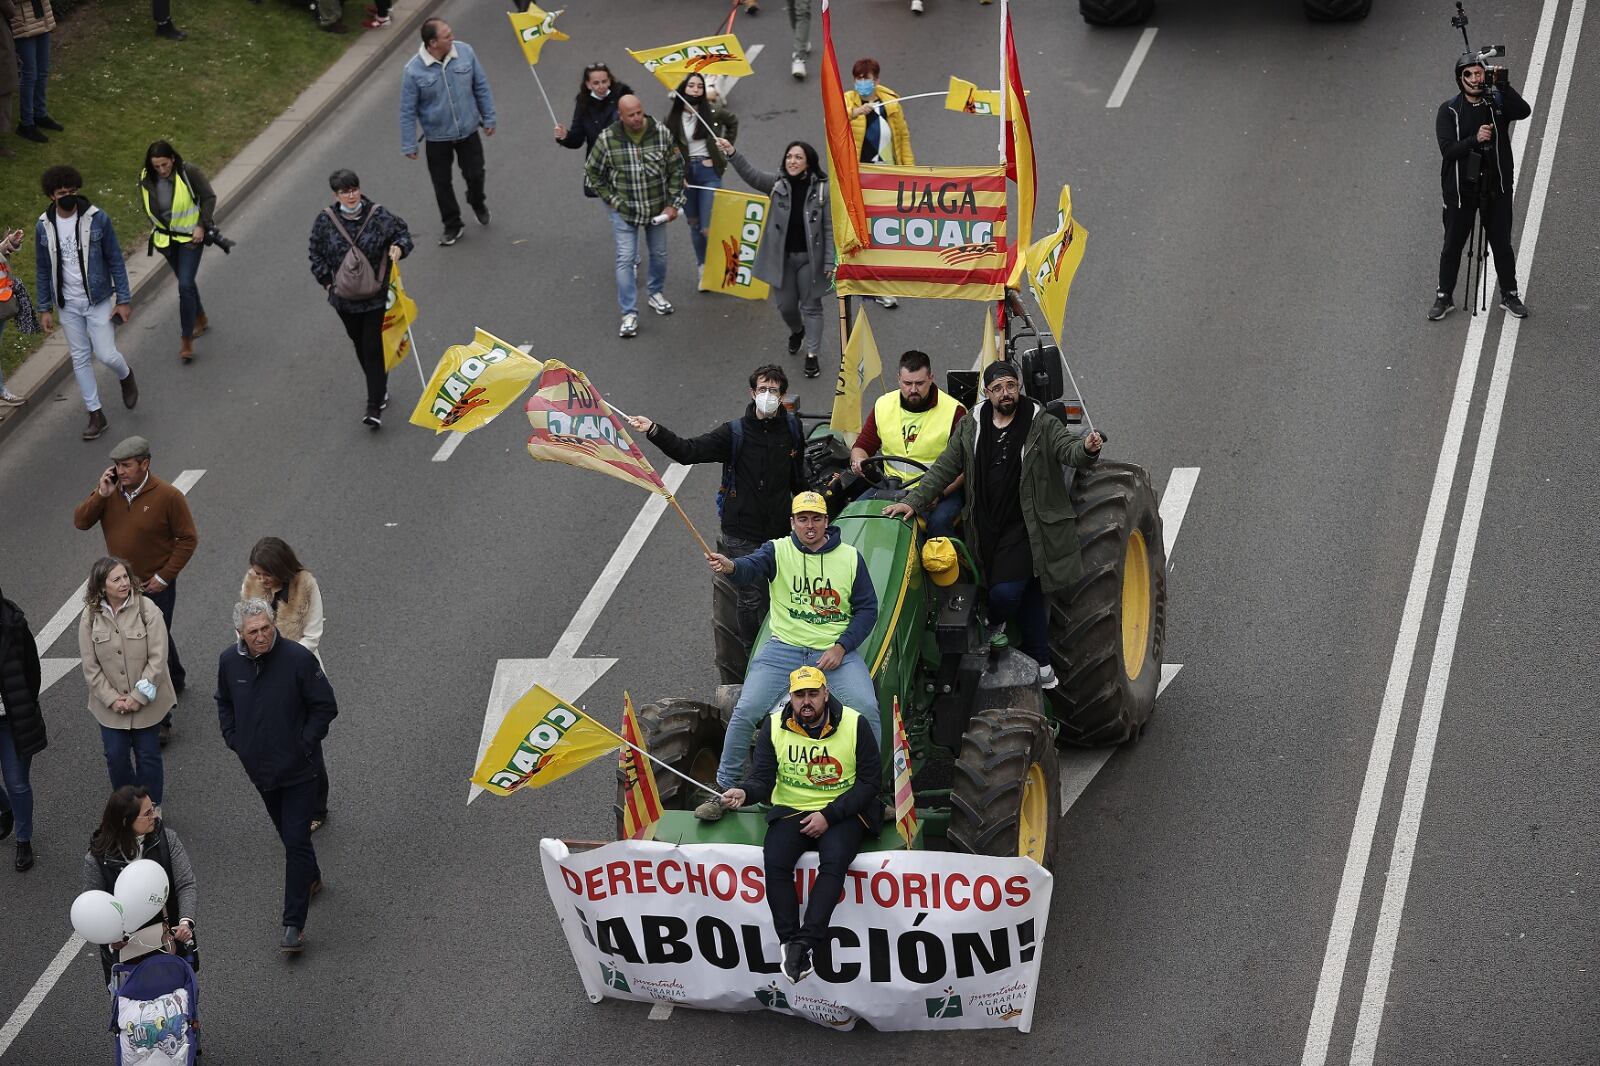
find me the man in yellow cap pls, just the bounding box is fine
[711,665,881,984]
[703,491,881,798]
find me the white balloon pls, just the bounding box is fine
[113,859,170,933]
[70,890,128,945]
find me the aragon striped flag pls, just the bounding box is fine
[525,360,667,495]
[618,694,663,840]
[891,696,918,848]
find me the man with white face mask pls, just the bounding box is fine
[627,365,808,685]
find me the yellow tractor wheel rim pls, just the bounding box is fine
[1019,763,1049,863]
[1122,529,1151,681]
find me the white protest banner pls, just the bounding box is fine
[540,838,1052,1032]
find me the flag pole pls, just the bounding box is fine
[665,492,716,558]
[528,63,560,129]
[406,327,426,388]
[670,89,725,143]
[587,712,725,799]
[998,0,1009,156]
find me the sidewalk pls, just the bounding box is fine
[0,9,430,447]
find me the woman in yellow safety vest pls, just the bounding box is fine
[138,141,217,364]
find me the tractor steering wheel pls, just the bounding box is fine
[856,454,931,488]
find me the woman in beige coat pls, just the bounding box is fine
[79,557,176,805]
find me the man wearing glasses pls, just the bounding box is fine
[884,361,1103,689]
[626,364,808,684]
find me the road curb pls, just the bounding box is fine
[0,9,432,449]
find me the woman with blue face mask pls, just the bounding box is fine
[843,57,913,309]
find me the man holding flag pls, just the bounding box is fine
[710,666,881,984]
[703,492,881,802]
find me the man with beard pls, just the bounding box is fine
[848,349,966,537]
[885,361,1103,689]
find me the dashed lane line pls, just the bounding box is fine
[1106,28,1158,110]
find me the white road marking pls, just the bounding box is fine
[1349,6,1583,1063]
[1159,467,1199,563]
[431,433,465,463]
[468,464,692,802]
[647,1002,674,1021]
[0,936,84,1059]
[1106,28,1158,110]
[1298,3,1562,1062]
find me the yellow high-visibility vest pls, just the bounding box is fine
[873,388,960,484]
[142,169,201,249]
[769,706,861,811]
[768,537,859,650]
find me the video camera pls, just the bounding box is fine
[1452,4,1509,84]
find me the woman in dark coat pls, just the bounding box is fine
[0,581,45,872]
[307,168,412,430]
[665,71,738,269]
[553,62,633,196]
[83,786,197,986]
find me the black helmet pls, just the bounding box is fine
[1455,52,1483,82]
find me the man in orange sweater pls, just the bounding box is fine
[73,436,198,743]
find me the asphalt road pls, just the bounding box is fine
[0,0,1595,1062]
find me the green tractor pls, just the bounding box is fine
[617,312,1166,867]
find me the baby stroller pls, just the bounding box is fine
[109,952,200,1064]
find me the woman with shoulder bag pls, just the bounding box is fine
[307,168,413,430]
[0,225,43,406]
[79,557,176,806]
[83,786,197,988]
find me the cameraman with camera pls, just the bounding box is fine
[139,140,228,364]
[1429,49,1531,322]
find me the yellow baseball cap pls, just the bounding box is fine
[789,666,827,692]
[921,537,960,587]
[791,491,829,517]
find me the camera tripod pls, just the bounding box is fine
[1461,166,1498,317]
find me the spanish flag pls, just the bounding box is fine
[617,694,663,840]
[1003,9,1037,289]
[508,5,568,66]
[820,0,868,256]
[472,685,623,797]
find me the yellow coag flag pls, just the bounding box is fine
[1026,184,1088,343]
[628,34,752,90]
[699,188,772,301]
[508,5,568,66]
[408,329,544,434]
[978,306,1000,370]
[381,262,419,373]
[945,76,1002,116]
[525,360,668,494]
[831,305,882,442]
[472,685,622,797]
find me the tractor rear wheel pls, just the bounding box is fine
[1046,461,1166,746]
[1079,0,1154,26]
[614,699,724,838]
[948,708,1061,867]
[1303,0,1371,20]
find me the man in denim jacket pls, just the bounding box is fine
[33,165,137,442]
[399,18,496,247]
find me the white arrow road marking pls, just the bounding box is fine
[468,463,692,803]
[1056,467,1196,811]
[34,470,207,695]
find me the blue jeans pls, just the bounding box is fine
[684,159,721,267]
[158,243,205,339]
[100,724,164,805]
[0,721,34,842]
[15,33,49,127]
[989,577,1050,667]
[927,487,964,540]
[608,209,669,315]
[717,639,881,788]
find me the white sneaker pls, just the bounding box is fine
[619,312,639,338]
[1038,664,1058,690]
[0,389,24,407]
[791,57,806,80]
[648,292,674,316]
[876,295,899,309]
[910,0,924,11]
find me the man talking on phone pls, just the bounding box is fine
[33,165,137,441]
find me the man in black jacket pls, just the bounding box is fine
[627,364,807,684]
[0,583,46,872]
[1430,54,1532,321]
[712,666,880,985]
[216,598,337,955]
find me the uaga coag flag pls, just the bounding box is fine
[472,685,622,797]
[408,329,543,434]
[832,164,1009,302]
[628,33,753,89]
[699,188,772,301]
[508,5,568,66]
[525,360,667,494]
[1025,184,1087,343]
[381,262,418,373]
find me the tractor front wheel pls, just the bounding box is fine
[1079,0,1154,26]
[614,699,724,839]
[947,708,1061,867]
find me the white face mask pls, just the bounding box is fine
[753,392,781,416]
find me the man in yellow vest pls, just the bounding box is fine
[138,141,217,363]
[711,665,881,984]
[703,491,881,801]
[848,349,966,537]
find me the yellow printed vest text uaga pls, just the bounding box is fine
[768,537,859,650]
[141,170,201,249]
[769,706,861,811]
[873,389,960,485]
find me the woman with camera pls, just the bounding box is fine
[137,141,218,364]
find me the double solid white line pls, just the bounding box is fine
[1300,2,1583,1062]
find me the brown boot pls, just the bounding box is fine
[191,313,208,338]
[179,337,194,363]
[82,408,108,440]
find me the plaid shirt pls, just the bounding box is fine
[583,117,686,225]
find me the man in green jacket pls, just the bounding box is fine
[885,361,1103,688]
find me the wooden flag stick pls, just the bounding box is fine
[665,492,715,558]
